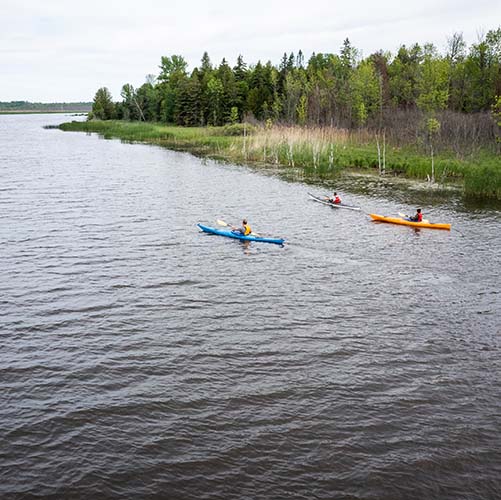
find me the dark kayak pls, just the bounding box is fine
[197,224,285,245]
[308,192,361,211]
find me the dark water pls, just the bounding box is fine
[1,114,500,500]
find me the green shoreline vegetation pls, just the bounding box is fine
[62,29,501,199]
[60,120,501,199]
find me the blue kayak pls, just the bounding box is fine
[197,224,285,245]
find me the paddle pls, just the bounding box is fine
[216,219,261,237]
[398,212,430,224]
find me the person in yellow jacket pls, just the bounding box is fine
[232,219,252,235]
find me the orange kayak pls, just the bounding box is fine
[369,214,451,230]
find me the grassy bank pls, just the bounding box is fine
[59,120,501,200]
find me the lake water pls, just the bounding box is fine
[1,114,500,499]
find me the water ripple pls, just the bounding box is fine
[1,114,500,500]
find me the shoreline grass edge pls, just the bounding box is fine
[58,120,501,200]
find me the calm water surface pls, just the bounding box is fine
[1,114,500,500]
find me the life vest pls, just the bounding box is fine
[243,224,252,235]
[417,213,423,222]
[334,196,341,204]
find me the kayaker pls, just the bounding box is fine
[232,219,252,236]
[408,209,423,222]
[330,192,342,204]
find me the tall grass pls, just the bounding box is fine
[60,120,235,151]
[59,120,501,200]
[240,125,471,183]
[464,160,501,199]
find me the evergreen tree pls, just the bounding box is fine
[233,55,249,119]
[198,52,215,125]
[92,87,115,120]
[247,61,272,120]
[217,58,238,123]
[177,71,202,126]
[234,55,248,81]
[296,50,305,69]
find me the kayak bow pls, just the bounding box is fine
[308,192,361,211]
[197,224,285,245]
[369,214,451,230]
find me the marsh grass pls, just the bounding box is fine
[59,120,501,199]
[463,158,501,199]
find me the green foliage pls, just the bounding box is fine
[158,55,188,83]
[95,28,501,129]
[464,162,501,199]
[85,27,501,178]
[356,103,368,126]
[92,87,115,120]
[61,120,501,199]
[206,76,224,125]
[416,44,449,112]
[221,123,256,136]
[229,106,239,124]
[388,44,423,108]
[426,117,441,137]
[492,96,501,125]
[492,96,501,143]
[296,95,308,125]
[351,59,380,125]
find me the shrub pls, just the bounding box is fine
[221,123,257,136]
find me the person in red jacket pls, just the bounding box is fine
[330,192,342,204]
[408,209,423,222]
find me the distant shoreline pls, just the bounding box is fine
[0,110,89,115]
[0,101,91,115]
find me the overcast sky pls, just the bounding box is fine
[2,0,500,102]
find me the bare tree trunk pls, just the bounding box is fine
[132,96,145,121]
[430,143,435,183]
[287,142,294,167]
[376,133,382,175]
[243,123,247,159]
[382,130,386,175]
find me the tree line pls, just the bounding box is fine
[92,29,501,149]
[1,101,91,112]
